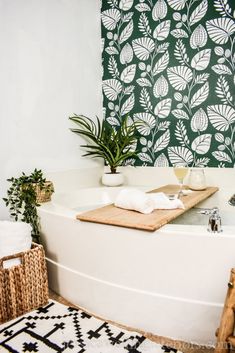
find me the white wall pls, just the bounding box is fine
[0,0,103,218]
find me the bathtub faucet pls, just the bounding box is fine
[198,207,222,233]
[228,194,235,206]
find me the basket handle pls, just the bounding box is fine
[0,250,25,269]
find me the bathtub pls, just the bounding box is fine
[40,167,235,346]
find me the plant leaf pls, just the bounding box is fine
[120,43,133,64]
[135,3,151,12]
[191,49,211,71]
[190,82,209,108]
[119,20,134,44]
[212,151,232,163]
[206,18,235,44]
[101,9,121,30]
[168,146,193,165]
[189,0,208,26]
[154,130,170,152]
[120,64,136,83]
[154,153,169,167]
[171,29,188,38]
[103,79,122,101]
[136,78,152,87]
[167,66,193,91]
[154,98,172,119]
[191,134,212,155]
[132,37,155,60]
[167,0,186,10]
[153,51,169,76]
[120,93,135,115]
[153,20,171,41]
[133,112,156,136]
[207,104,235,131]
[211,64,232,75]
[172,109,189,120]
[119,0,134,11]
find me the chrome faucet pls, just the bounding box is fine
[198,207,222,233]
[228,194,235,206]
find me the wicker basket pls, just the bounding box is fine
[34,181,54,203]
[0,243,49,324]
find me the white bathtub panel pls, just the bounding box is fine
[47,259,220,345]
[40,212,233,304]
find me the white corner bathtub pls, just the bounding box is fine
[39,167,235,346]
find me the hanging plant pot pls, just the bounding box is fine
[101,172,124,187]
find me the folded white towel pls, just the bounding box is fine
[114,188,155,214]
[149,192,184,210]
[114,189,184,214]
[0,221,32,268]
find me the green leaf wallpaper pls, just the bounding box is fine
[101,0,235,167]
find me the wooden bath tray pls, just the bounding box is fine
[77,185,219,231]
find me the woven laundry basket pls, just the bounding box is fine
[0,243,49,324]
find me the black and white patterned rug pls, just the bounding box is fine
[0,300,181,353]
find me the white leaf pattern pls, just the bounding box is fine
[120,93,135,115]
[172,109,189,120]
[132,37,155,60]
[120,43,133,65]
[154,130,170,152]
[206,18,235,44]
[154,153,169,167]
[136,78,152,87]
[133,113,156,136]
[153,76,169,98]
[190,82,209,108]
[101,9,121,30]
[120,64,136,83]
[191,49,211,71]
[101,0,235,167]
[153,20,171,41]
[168,146,193,165]
[153,51,169,76]
[212,151,232,163]
[154,98,172,118]
[211,64,232,75]
[167,0,187,10]
[189,0,208,26]
[171,29,188,38]
[167,66,193,91]
[191,134,212,155]
[207,105,235,131]
[119,0,134,11]
[135,4,151,12]
[103,79,122,101]
[119,20,134,44]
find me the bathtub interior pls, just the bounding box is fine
[50,185,235,227]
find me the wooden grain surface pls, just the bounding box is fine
[76,185,219,231]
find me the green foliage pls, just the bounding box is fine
[3,169,50,243]
[69,115,138,173]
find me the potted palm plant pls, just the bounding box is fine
[69,115,138,186]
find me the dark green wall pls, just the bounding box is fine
[101,0,235,167]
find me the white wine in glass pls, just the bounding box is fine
[173,165,188,197]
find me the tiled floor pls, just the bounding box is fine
[49,290,215,353]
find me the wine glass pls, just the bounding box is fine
[173,164,188,198]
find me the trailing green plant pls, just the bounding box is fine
[69,115,138,174]
[3,169,52,243]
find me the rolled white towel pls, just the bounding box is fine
[114,189,184,214]
[114,188,155,214]
[149,192,184,209]
[0,221,32,268]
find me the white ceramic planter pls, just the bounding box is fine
[101,172,124,187]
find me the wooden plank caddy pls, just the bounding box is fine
[77,184,219,231]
